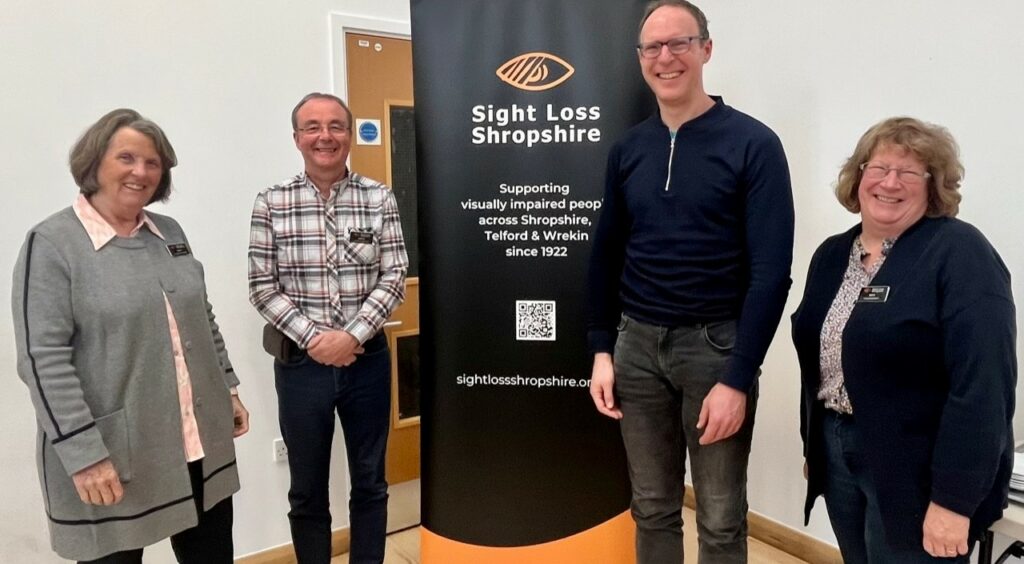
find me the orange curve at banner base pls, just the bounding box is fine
[422,510,635,564]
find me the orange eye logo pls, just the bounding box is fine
[496,52,575,92]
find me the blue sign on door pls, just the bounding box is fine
[359,121,379,143]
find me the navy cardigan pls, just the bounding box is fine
[791,216,1016,549]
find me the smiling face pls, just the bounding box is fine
[858,144,931,239]
[94,127,163,212]
[293,97,351,183]
[638,6,712,108]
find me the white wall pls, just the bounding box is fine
[1,1,1022,562]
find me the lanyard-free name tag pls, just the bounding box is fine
[349,229,374,244]
[166,243,191,257]
[857,285,890,303]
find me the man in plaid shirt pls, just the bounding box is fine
[248,92,408,564]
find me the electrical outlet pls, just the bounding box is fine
[273,438,288,462]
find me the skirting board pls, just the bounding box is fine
[683,489,842,564]
[235,528,350,564]
[237,497,839,563]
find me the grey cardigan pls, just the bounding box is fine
[12,207,241,561]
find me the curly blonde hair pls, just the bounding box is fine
[835,117,963,217]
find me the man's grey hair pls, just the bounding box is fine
[290,92,353,131]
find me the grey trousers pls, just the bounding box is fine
[614,315,758,564]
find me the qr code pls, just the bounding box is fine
[516,300,556,341]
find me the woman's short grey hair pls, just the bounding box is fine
[69,108,177,204]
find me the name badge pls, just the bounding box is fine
[349,229,374,244]
[857,285,890,303]
[166,243,191,257]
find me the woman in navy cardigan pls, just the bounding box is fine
[791,117,1016,562]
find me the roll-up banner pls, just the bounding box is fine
[412,1,654,562]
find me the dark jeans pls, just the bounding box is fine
[275,333,391,564]
[820,409,971,563]
[614,315,757,564]
[79,459,234,564]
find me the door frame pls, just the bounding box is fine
[387,325,422,430]
[334,18,421,488]
[329,13,411,108]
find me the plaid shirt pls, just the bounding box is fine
[248,172,408,347]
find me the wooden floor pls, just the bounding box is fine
[331,507,810,563]
[331,525,419,564]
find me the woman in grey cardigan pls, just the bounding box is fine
[12,108,249,563]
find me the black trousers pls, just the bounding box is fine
[275,333,391,564]
[78,459,234,564]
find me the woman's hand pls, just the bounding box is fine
[231,395,250,438]
[72,459,124,506]
[922,502,969,558]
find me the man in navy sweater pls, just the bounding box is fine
[587,2,794,562]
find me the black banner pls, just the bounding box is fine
[413,0,653,559]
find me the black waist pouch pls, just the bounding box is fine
[262,323,296,363]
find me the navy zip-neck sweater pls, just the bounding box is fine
[587,98,794,391]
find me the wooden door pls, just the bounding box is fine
[345,32,420,486]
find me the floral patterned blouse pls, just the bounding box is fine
[817,235,896,414]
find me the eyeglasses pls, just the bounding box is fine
[859,163,931,184]
[296,123,350,136]
[636,36,705,59]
